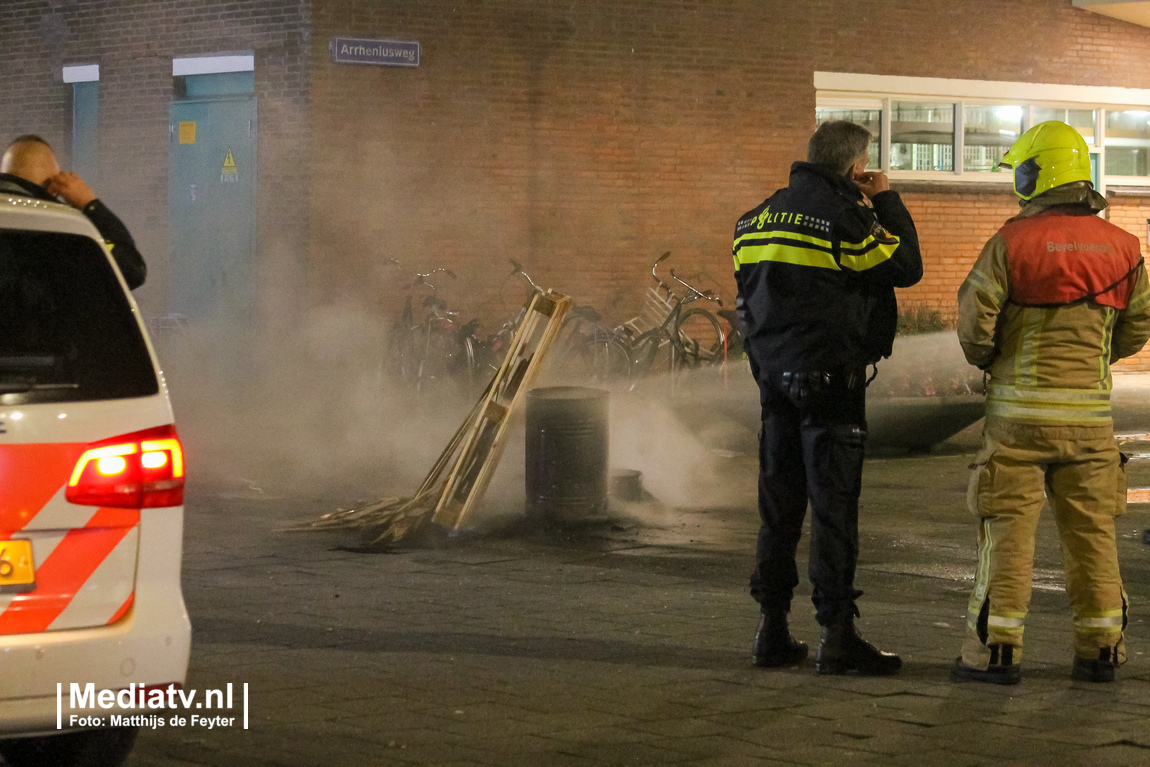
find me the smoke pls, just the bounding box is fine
[869,331,983,397]
[156,303,476,505]
[608,382,754,511]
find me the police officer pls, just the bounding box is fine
[953,121,1150,684]
[733,120,922,674]
[0,135,145,289]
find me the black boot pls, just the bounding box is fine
[1072,647,1118,683]
[752,611,808,668]
[951,643,1021,685]
[814,616,901,676]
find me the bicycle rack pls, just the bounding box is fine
[293,289,572,544]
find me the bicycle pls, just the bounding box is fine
[386,259,474,394]
[626,251,726,385]
[457,259,553,393]
[552,304,633,385]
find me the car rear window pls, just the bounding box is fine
[0,229,158,404]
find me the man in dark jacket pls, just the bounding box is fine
[733,120,922,674]
[0,135,146,290]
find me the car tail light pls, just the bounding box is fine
[66,425,185,508]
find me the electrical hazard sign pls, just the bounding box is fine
[221,148,238,183]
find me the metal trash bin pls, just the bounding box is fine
[525,387,609,524]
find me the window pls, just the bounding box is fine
[0,231,158,404]
[63,65,99,185]
[1033,108,1096,145]
[1105,110,1150,177]
[963,105,1023,173]
[815,72,1150,190]
[815,106,881,168]
[891,102,954,172]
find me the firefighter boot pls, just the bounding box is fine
[752,610,808,668]
[1072,647,1118,683]
[814,617,901,676]
[951,643,1021,685]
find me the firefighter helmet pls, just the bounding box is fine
[999,120,1093,201]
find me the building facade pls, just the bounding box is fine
[5,0,1150,367]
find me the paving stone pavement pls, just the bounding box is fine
[124,381,1150,767]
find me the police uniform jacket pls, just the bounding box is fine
[732,162,923,376]
[0,173,146,290]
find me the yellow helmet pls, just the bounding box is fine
[999,120,1092,200]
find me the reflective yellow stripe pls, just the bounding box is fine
[839,232,900,272]
[734,230,833,251]
[988,384,1112,403]
[1015,308,1046,386]
[987,384,1112,423]
[1129,284,1150,314]
[964,268,1007,307]
[988,614,1026,629]
[734,231,839,271]
[967,518,993,628]
[1101,307,1116,386]
[986,405,1112,423]
[736,243,839,270]
[1074,613,1124,629]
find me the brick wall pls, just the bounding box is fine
[894,186,1020,325]
[307,0,1150,348]
[890,187,1150,373]
[6,0,1150,358]
[0,0,312,323]
[1100,194,1150,371]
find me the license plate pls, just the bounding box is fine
[0,540,35,593]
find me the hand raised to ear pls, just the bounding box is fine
[44,172,97,209]
[853,170,890,200]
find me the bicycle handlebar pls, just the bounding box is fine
[509,259,543,294]
[669,269,722,306]
[389,258,457,290]
[648,252,722,306]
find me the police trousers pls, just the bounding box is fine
[750,370,867,626]
[962,418,1129,668]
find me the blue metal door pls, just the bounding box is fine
[168,96,257,324]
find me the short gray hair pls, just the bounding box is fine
[807,121,871,176]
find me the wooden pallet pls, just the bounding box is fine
[292,289,571,544]
[431,289,571,531]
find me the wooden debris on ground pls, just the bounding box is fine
[291,289,571,545]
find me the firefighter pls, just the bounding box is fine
[733,120,922,674]
[954,120,1150,684]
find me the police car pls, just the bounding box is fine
[0,194,190,766]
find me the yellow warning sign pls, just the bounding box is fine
[221,148,237,175]
[178,122,196,145]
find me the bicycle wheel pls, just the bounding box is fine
[632,327,676,380]
[564,336,633,385]
[387,323,419,385]
[676,307,726,367]
[417,324,461,393]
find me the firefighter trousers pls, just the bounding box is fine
[962,418,1129,669]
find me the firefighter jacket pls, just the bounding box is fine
[732,162,923,375]
[958,182,1150,426]
[0,173,146,290]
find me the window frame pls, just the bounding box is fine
[815,72,1150,194]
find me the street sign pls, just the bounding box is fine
[330,37,420,67]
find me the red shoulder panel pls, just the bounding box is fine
[1002,212,1142,309]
